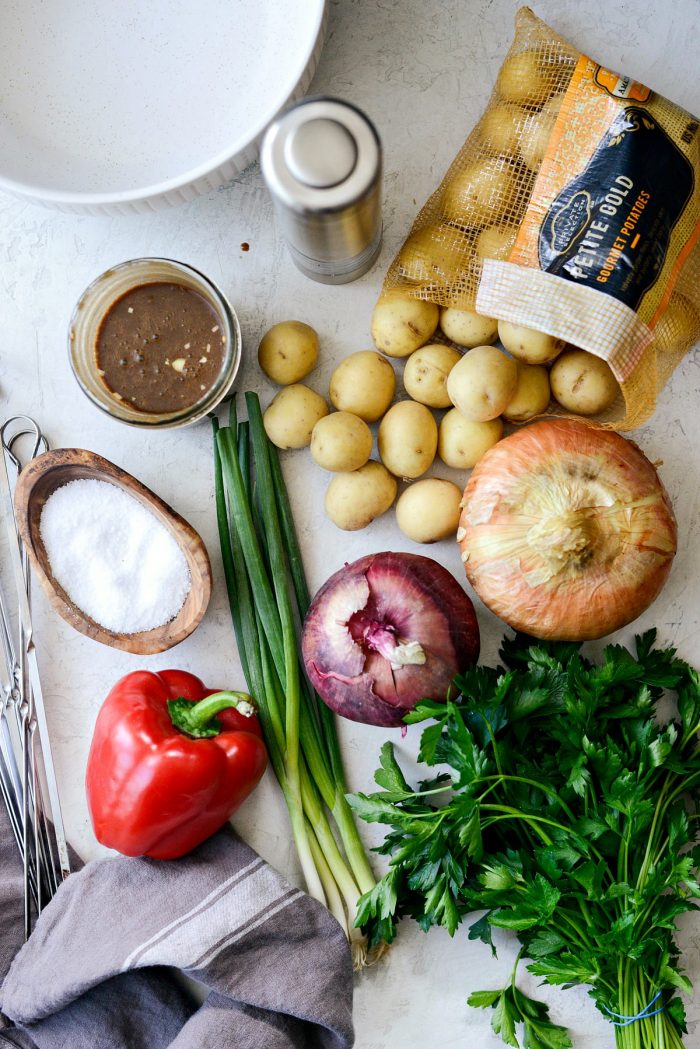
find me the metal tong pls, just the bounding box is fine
[0,416,70,939]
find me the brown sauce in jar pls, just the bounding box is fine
[95,282,226,414]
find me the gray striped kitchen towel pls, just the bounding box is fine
[0,825,354,1049]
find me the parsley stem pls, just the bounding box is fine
[480,803,588,845]
[483,722,504,778]
[635,775,673,893]
[557,908,595,951]
[635,766,700,896]
[509,945,526,1004]
[408,784,457,797]
[479,808,552,845]
[577,896,594,931]
[478,774,577,820]
[659,767,700,811]
[474,779,506,803]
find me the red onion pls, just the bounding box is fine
[302,551,480,726]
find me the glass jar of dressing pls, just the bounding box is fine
[69,258,241,428]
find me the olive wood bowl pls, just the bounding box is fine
[14,448,212,654]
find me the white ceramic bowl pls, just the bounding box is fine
[0,0,327,214]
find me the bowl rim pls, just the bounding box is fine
[0,0,326,206]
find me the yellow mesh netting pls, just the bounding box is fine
[382,7,700,430]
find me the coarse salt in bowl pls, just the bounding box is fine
[13,447,213,655]
[40,479,191,635]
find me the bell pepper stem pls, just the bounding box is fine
[168,691,256,739]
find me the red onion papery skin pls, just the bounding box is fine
[458,419,677,641]
[301,551,480,727]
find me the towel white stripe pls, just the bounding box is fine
[128,863,295,970]
[121,857,264,970]
[193,889,306,970]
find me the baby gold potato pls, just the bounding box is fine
[550,349,620,415]
[263,384,329,449]
[396,478,463,544]
[371,291,439,357]
[310,412,373,472]
[503,362,551,422]
[497,49,553,106]
[397,223,473,285]
[258,320,319,385]
[478,103,527,155]
[440,307,498,348]
[403,343,461,408]
[498,320,564,364]
[446,345,518,422]
[438,410,503,469]
[325,461,397,531]
[329,350,396,422]
[441,158,517,227]
[476,224,517,263]
[519,93,564,170]
[378,401,438,478]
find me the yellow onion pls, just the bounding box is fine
[457,419,677,640]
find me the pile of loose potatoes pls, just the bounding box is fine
[260,322,399,533]
[259,306,621,545]
[372,294,619,544]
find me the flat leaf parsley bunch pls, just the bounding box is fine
[350,632,700,1048]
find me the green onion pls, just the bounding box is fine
[213,393,380,962]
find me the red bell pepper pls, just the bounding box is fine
[86,669,267,860]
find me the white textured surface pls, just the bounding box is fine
[1,1,699,1046]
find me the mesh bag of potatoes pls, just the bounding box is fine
[379,6,700,430]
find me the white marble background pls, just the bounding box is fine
[1,1,699,1046]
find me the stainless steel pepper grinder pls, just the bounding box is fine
[260,97,382,285]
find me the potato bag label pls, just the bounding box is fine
[538,107,694,309]
[511,55,700,329]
